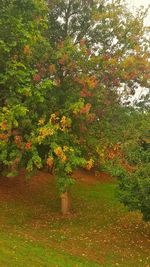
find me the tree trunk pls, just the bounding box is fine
[60,191,71,215]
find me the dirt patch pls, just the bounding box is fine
[0,169,114,202]
[0,170,54,202]
[73,168,115,184]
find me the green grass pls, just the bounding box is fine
[0,232,100,267]
[0,175,149,267]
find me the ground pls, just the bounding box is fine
[0,169,149,267]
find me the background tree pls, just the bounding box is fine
[116,111,150,221]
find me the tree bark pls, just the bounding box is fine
[60,191,71,215]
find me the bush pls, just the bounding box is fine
[118,164,150,221]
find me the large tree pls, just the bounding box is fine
[0,0,150,214]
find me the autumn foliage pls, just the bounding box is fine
[0,0,150,218]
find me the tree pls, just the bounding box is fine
[0,0,150,215]
[0,0,88,214]
[100,109,150,221]
[117,111,150,221]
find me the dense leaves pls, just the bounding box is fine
[118,164,150,221]
[117,114,150,221]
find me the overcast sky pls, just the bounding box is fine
[124,1,150,103]
[127,0,150,25]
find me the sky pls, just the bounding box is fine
[127,0,150,25]
[125,0,150,103]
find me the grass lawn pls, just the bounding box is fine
[0,232,100,267]
[0,170,149,267]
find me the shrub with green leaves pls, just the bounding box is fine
[118,164,150,221]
